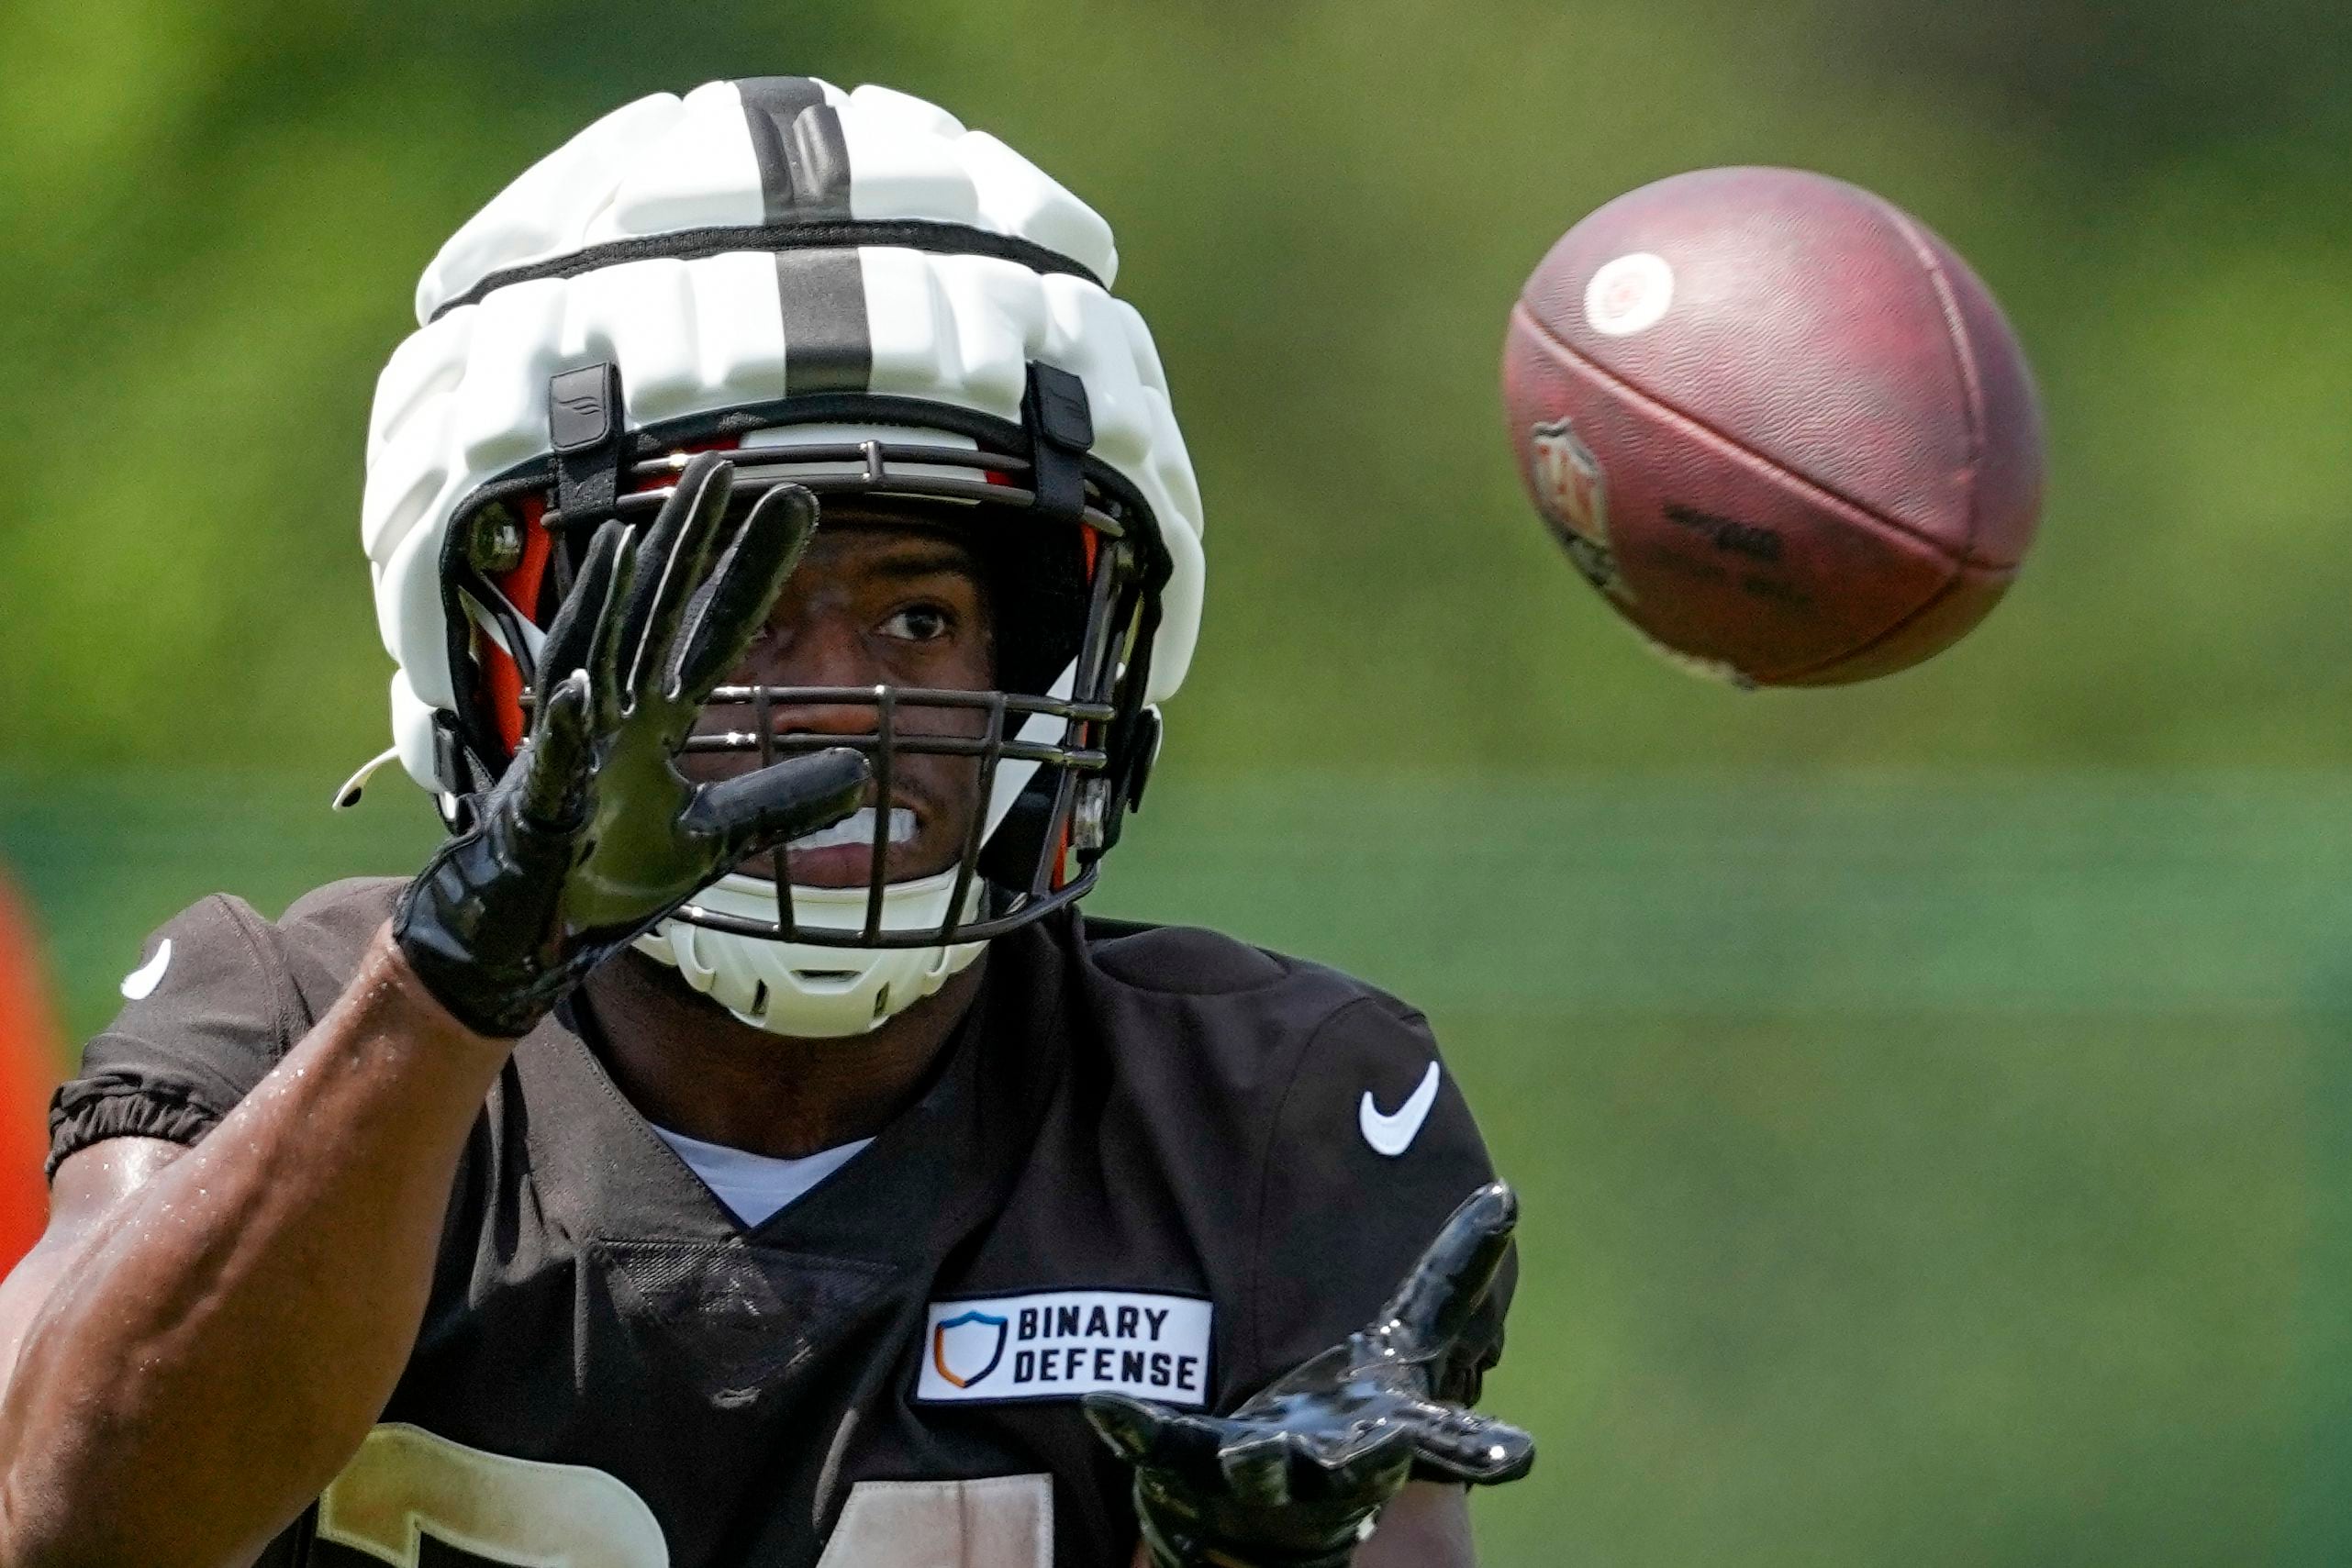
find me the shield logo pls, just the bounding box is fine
[1529,418,1633,603]
[931,1310,1010,1389]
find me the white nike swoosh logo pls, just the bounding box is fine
[1359,1061,1442,1158]
[120,939,172,1001]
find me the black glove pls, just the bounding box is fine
[394,452,869,1038]
[1086,1183,1533,1568]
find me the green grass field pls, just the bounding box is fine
[5,769,2344,1566]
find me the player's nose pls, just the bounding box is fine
[746,615,888,739]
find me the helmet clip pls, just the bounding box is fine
[1022,361,1094,524]
[548,361,630,525]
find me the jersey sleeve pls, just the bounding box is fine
[1240,994,1514,1407]
[46,895,302,1178]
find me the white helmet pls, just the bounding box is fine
[359,78,1204,1038]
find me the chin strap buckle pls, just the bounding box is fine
[1079,705,1161,865]
[429,709,500,832]
[1120,704,1162,814]
[1023,361,1094,524]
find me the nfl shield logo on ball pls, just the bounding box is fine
[1530,418,1633,603]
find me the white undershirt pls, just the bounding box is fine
[647,1123,875,1229]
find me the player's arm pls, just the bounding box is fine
[1124,1483,1473,1568]
[0,1137,184,1395]
[1358,1483,1477,1565]
[0,942,517,1568]
[0,458,866,1568]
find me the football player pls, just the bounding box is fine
[0,81,1530,1568]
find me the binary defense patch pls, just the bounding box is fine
[918,1291,1212,1407]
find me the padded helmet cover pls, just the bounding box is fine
[363,77,1205,795]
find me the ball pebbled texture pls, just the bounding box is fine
[1502,166,2045,685]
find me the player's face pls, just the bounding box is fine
[686,506,996,889]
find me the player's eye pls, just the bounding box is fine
[880,604,953,642]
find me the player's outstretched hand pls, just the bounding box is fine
[1085,1183,1533,1568]
[394,453,869,1038]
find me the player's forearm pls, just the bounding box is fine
[1360,1483,1477,1566]
[0,923,509,1568]
[1122,1483,1475,1568]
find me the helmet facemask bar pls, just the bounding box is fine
[434,388,1166,952]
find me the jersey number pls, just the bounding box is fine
[317,1425,665,1567]
[314,1424,1053,1567]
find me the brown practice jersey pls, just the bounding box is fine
[49,879,1510,1568]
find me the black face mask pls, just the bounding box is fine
[436,364,1169,952]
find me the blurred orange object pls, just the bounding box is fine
[0,878,58,1265]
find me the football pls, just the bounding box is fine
[1502,166,2045,685]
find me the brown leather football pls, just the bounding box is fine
[1501,166,2045,685]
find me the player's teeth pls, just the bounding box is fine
[791,811,870,851]
[789,807,918,851]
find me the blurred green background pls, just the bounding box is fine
[4,1,2350,1562]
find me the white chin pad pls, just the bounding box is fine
[636,867,987,1039]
